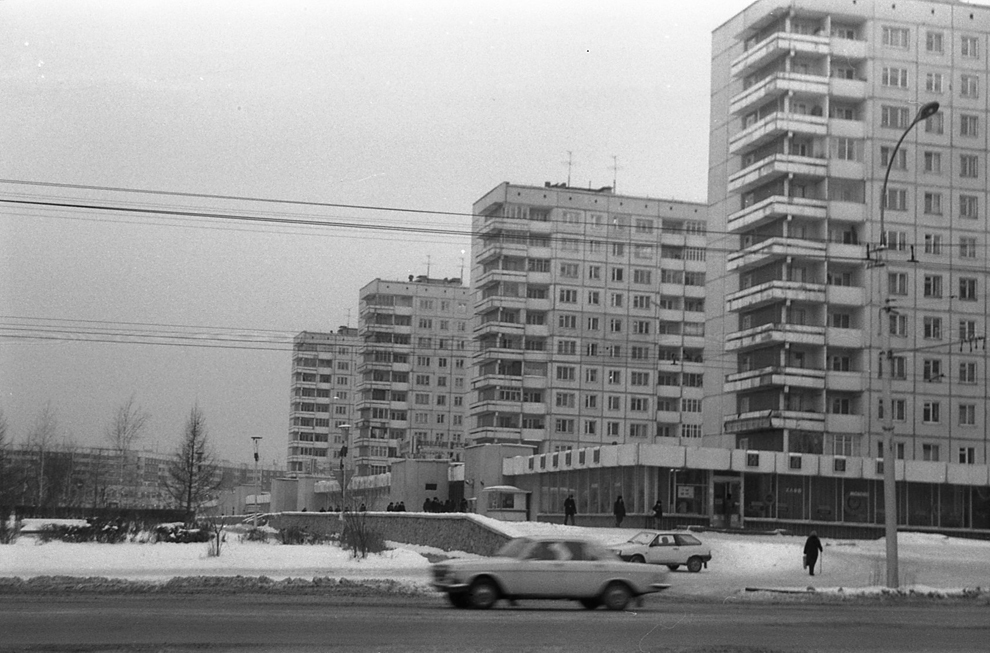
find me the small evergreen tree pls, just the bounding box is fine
[163,406,220,524]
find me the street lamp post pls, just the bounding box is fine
[338,424,351,510]
[251,437,262,528]
[874,101,940,589]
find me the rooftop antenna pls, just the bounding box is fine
[460,249,466,281]
[426,255,431,278]
[610,155,621,192]
[346,308,351,328]
[563,150,574,186]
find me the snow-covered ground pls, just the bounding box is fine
[4,517,989,598]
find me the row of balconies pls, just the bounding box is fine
[730,72,866,116]
[726,280,863,312]
[726,237,862,273]
[725,323,863,353]
[730,31,868,79]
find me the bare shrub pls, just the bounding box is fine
[340,511,386,559]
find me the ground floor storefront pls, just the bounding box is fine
[503,444,990,538]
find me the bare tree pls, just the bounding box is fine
[104,396,150,507]
[0,408,14,508]
[164,406,220,523]
[25,401,59,506]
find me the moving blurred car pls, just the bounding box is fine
[431,536,670,610]
[610,531,712,572]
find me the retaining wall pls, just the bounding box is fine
[267,512,513,556]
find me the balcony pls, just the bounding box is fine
[730,72,829,116]
[826,371,865,393]
[731,32,830,78]
[727,236,825,271]
[830,37,867,61]
[829,77,867,100]
[474,318,525,336]
[474,294,526,314]
[725,323,825,352]
[729,112,827,155]
[828,201,867,223]
[825,285,865,306]
[825,327,864,348]
[728,153,827,194]
[475,267,527,288]
[727,196,826,233]
[725,366,826,393]
[825,413,865,433]
[726,280,826,313]
[723,409,825,434]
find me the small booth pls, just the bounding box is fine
[480,485,530,521]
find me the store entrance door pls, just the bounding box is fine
[713,477,741,529]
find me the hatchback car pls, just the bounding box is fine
[610,531,712,572]
[431,536,670,610]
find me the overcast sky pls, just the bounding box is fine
[1,0,764,465]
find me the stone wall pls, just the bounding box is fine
[267,512,513,556]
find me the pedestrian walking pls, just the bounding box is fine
[563,494,577,525]
[803,531,823,576]
[651,499,664,529]
[613,495,626,528]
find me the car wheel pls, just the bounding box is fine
[601,581,632,611]
[666,564,680,571]
[447,592,470,609]
[687,557,703,573]
[468,578,499,609]
[578,598,600,610]
[630,554,646,564]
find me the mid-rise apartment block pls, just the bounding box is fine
[471,182,709,454]
[287,329,360,475]
[707,0,990,465]
[356,277,471,475]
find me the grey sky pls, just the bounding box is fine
[2,0,757,465]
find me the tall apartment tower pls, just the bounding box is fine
[355,277,471,475]
[287,329,360,475]
[707,0,990,465]
[471,182,709,454]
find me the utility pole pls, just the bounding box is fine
[872,101,939,589]
[251,437,262,528]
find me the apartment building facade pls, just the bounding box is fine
[287,329,360,475]
[471,182,709,454]
[707,0,990,467]
[356,277,471,475]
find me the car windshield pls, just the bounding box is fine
[627,532,656,545]
[495,537,533,558]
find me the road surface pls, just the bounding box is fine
[2,593,987,652]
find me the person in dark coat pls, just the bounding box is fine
[397,501,406,512]
[563,494,577,525]
[804,531,823,576]
[651,499,664,529]
[613,495,626,527]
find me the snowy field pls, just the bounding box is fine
[3,517,989,599]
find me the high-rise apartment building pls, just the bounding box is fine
[707,0,990,465]
[287,329,360,475]
[356,277,471,475]
[471,182,709,453]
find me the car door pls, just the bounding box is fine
[507,541,563,597]
[648,534,680,565]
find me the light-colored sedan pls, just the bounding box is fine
[610,531,712,572]
[431,536,670,610]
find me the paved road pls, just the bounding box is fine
[2,594,987,652]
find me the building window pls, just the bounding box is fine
[922,444,940,461]
[633,269,652,284]
[558,314,577,329]
[959,277,978,301]
[923,316,943,340]
[923,275,943,298]
[925,72,943,93]
[959,447,976,464]
[925,112,944,134]
[587,290,600,305]
[961,74,979,99]
[959,361,977,385]
[961,35,979,58]
[882,26,910,49]
[556,366,575,381]
[587,265,601,280]
[881,146,907,170]
[609,318,622,333]
[586,317,599,331]
[923,193,942,215]
[559,263,579,278]
[961,114,979,138]
[881,105,909,129]
[960,154,979,178]
[960,194,979,219]
[629,397,649,412]
[890,313,907,337]
[926,30,943,53]
[923,401,941,424]
[558,289,577,304]
[632,294,651,309]
[633,320,651,335]
[882,67,909,88]
[610,293,624,308]
[556,340,577,355]
[923,151,941,174]
[682,398,702,413]
[923,358,943,382]
[959,404,977,426]
[923,233,943,255]
[884,187,907,211]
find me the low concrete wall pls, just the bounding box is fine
[267,512,513,556]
